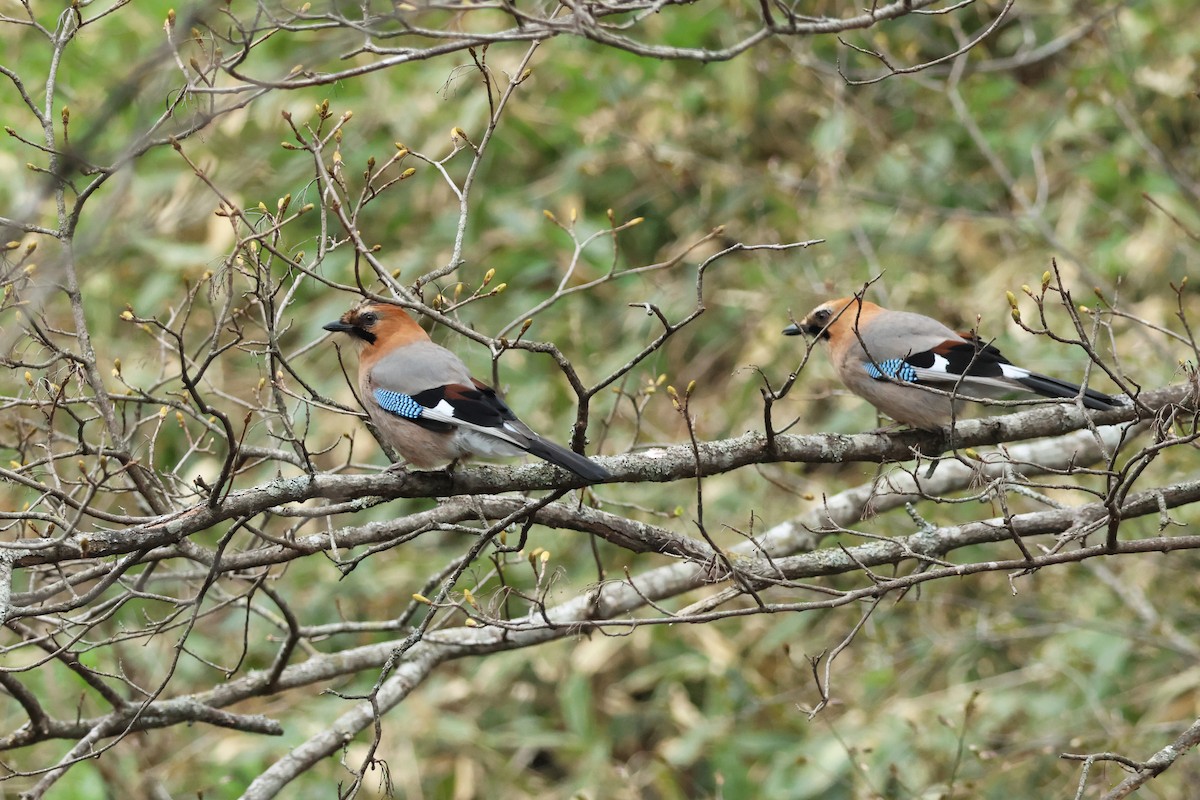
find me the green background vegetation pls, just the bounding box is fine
[2,0,1199,797]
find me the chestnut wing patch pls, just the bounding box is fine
[904,338,1011,380]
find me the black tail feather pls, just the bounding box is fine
[1016,373,1121,411]
[523,437,611,482]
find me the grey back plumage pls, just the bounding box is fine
[368,341,473,395]
[852,310,962,362]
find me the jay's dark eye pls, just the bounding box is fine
[815,309,830,322]
[358,311,379,326]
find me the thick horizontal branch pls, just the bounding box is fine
[0,696,281,751]
[6,382,1192,572]
[215,0,946,95]
[4,418,1126,612]
[7,498,716,614]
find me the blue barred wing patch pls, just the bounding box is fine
[374,388,427,420]
[865,358,918,383]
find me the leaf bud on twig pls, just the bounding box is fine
[1005,290,1021,323]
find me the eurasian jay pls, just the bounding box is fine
[783,296,1121,430]
[323,302,610,481]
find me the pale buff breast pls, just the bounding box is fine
[358,371,459,468]
[836,351,962,430]
[365,404,461,468]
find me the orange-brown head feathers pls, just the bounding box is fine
[322,302,430,351]
[784,297,883,343]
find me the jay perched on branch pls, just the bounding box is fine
[783,296,1121,430]
[324,302,610,481]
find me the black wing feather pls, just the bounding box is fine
[905,336,1011,380]
[411,381,611,481]
[409,382,516,429]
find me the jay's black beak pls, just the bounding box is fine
[323,320,354,334]
[782,322,803,336]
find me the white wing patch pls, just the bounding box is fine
[430,399,457,418]
[409,399,461,426]
[1000,363,1030,379]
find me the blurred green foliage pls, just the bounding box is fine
[3,0,1200,797]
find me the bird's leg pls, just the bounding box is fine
[922,455,943,479]
[920,426,955,478]
[384,460,411,473]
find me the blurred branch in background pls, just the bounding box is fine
[2,0,1200,798]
